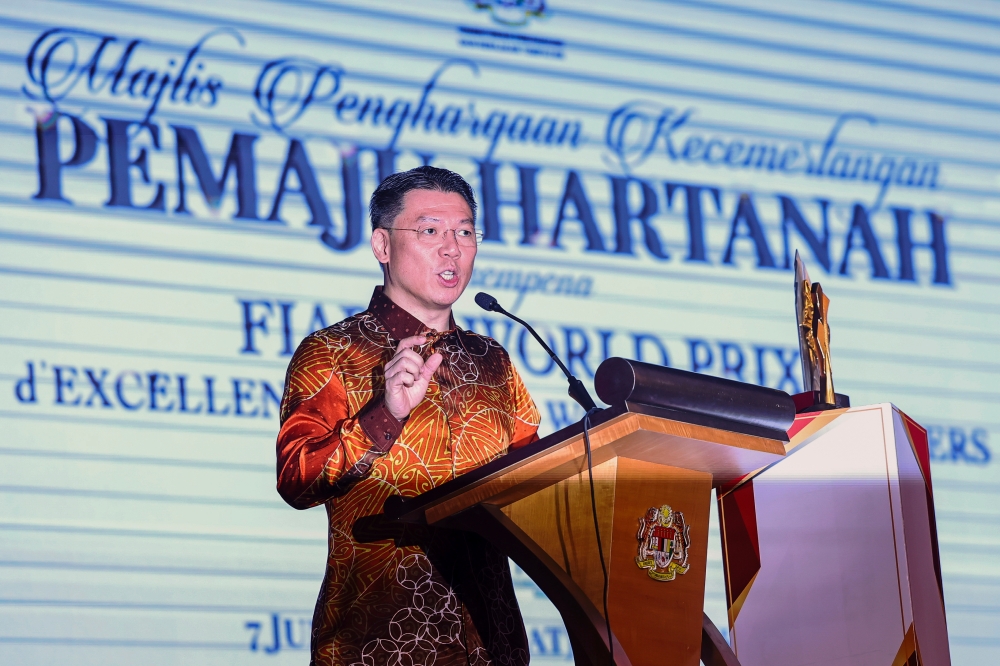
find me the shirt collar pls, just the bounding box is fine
[367,286,457,341]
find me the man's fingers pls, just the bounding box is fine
[395,335,427,354]
[385,369,420,391]
[386,367,417,389]
[387,348,425,369]
[384,336,442,420]
[386,355,422,378]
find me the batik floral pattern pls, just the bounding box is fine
[277,289,539,666]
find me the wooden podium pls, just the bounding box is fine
[387,358,793,666]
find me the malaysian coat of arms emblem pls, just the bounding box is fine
[636,504,691,581]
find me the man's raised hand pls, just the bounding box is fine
[383,336,444,420]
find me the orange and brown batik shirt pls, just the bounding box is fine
[276,287,540,666]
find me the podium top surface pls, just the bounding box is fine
[388,401,786,525]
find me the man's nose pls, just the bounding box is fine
[439,229,461,256]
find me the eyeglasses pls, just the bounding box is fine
[385,226,484,247]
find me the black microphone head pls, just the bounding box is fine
[475,292,500,312]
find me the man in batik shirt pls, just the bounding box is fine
[276,166,540,666]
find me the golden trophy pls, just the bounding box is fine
[794,251,847,411]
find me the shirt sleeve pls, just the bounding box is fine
[275,334,405,509]
[507,360,541,449]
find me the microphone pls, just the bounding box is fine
[475,292,597,412]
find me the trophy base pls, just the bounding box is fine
[791,391,851,414]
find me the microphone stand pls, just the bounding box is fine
[475,292,597,412]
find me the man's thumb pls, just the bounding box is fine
[422,352,443,380]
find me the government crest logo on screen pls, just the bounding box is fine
[468,0,548,26]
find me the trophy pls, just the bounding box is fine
[794,251,849,412]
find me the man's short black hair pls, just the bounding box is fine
[369,165,477,231]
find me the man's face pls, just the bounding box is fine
[373,189,477,313]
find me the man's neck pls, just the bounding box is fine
[382,283,453,332]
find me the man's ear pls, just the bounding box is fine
[371,227,391,266]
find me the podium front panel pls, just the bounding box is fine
[504,456,712,666]
[607,458,711,666]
